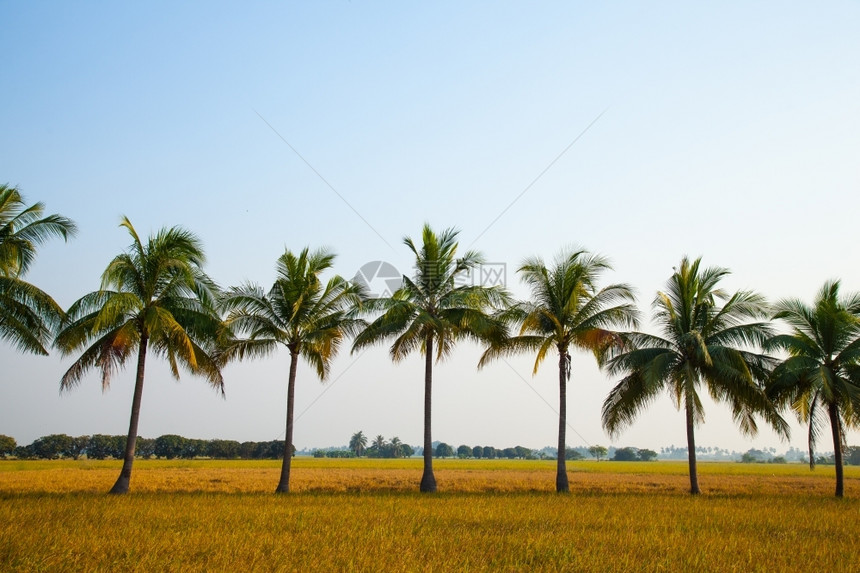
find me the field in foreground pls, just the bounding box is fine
[1,459,858,572]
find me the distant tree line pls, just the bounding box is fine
[431,444,655,462]
[441,444,539,459]
[610,447,658,462]
[8,432,859,467]
[0,433,295,460]
[339,432,415,459]
[739,446,860,466]
[342,437,546,460]
[741,449,789,464]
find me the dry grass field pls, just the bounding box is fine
[1,458,858,571]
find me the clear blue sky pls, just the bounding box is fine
[2,2,859,453]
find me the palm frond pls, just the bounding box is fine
[602,369,665,438]
[477,335,546,369]
[0,275,65,354]
[216,336,279,364]
[807,392,825,469]
[0,185,77,277]
[59,321,138,391]
[389,315,431,362]
[352,299,417,354]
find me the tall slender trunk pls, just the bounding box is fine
[556,351,569,493]
[829,402,844,498]
[420,335,437,493]
[685,397,700,495]
[109,335,148,494]
[276,349,299,493]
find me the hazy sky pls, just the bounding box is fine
[2,2,859,453]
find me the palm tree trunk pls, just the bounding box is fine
[420,336,437,493]
[829,402,844,498]
[109,335,148,494]
[685,397,700,495]
[556,351,569,493]
[276,349,299,493]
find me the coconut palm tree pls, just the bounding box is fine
[602,256,788,494]
[352,224,508,492]
[389,436,402,458]
[479,248,639,492]
[0,184,77,355]
[55,217,223,494]
[349,430,368,457]
[218,247,364,493]
[372,434,387,452]
[765,280,860,497]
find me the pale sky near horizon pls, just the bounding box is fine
[2,2,859,454]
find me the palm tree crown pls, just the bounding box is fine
[349,431,368,457]
[352,224,508,492]
[0,185,77,355]
[219,246,365,493]
[602,256,787,494]
[766,280,860,497]
[0,184,77,277]
[479,248,639,492]
[56,217,223,493]
[373,434,387,451]
[389,436,403,457]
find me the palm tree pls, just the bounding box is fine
[218,247,364,493]
[349,431,368,457]
[602,256,788,494]
[0,184,77,355]
[352,224,508,492]
[389,436,402,458]
[372,434,387,452]
[55,217,223,494]
[479,248,639,492]
[765,280,860,497]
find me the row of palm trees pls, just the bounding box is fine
[346,432,412,458]
[3,184,859,497]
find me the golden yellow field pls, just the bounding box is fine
[1,459,858,571]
